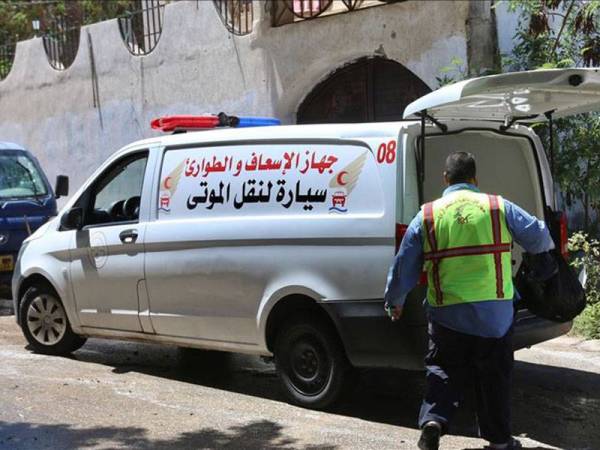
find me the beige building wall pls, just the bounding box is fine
[0,0,470,195]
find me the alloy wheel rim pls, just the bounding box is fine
[26,295,67,346]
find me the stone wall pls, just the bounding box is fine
[0,0,470,197]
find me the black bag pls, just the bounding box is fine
[515,250,586,323]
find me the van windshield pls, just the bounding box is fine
[0,153,48,199]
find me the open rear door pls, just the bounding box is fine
[404,68,600,124]
[402,69,600,208]
[403,69,590,343]
[403,69,600,260]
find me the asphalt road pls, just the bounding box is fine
[0,316,599,450]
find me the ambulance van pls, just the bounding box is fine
[12,69,590,409]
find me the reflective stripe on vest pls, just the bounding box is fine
[489,194,505,298]
[423,202,444,305]
[421,191,513,307]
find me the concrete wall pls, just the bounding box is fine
[467,0,499,76]
[495,0,521,61]
[0,0,470,196]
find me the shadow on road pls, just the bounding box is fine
[43,338,600,450]
[0,419,334,450]
[512,360,600,450]
[0,299,13,317]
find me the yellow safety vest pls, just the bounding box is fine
[421,190,514,307]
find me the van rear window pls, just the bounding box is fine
[158,143,383,219]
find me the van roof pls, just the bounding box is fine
[132,122,413,150]
[0,141,26,151]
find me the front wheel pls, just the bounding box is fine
[20,285,86,355]
[274,315,350,409]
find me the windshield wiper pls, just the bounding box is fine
[14,160,44,205]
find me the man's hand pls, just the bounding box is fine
[385,303,403,322]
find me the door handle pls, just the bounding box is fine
[119,229,138,244]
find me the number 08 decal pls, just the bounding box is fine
[376,140,397,164]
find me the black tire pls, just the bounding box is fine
[19,285,86,356]
[274,314,350,409]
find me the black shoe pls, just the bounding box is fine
[484,438,522,450]
[505,438,522,450]
[417,421,441,450]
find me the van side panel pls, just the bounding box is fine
[143,141,393,351]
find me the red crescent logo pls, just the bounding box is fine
[163,176,172,189]
[337,171,348,186]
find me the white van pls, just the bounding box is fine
[13,69,589,409]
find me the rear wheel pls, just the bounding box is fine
[274,315,350,409]
[20,285,86,355]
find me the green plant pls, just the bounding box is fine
[437,1,600,234]
[435,57,467,87]
[569,231,600,338]
[503,0,600,235]
[0,0,136,42]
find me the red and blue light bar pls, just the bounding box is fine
[236,116,281,128]
[150,112,280,133]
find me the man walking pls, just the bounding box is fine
[384,152,555,450]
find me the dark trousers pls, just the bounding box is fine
[418,321,514,444]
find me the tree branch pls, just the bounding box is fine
[550,0,577,60]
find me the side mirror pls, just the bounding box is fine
[60,207,83,230]
[55,175,69,198]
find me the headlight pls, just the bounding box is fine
[0,232,8,245]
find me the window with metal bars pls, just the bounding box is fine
[0,38,16,80]
[42,15,81,71]
[118,0,166,56]
[287,0,332,19]
[272,0,405,26]
[213,0,254,36]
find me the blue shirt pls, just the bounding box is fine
[384,183,555,338]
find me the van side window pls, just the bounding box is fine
[84,152,148,226]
